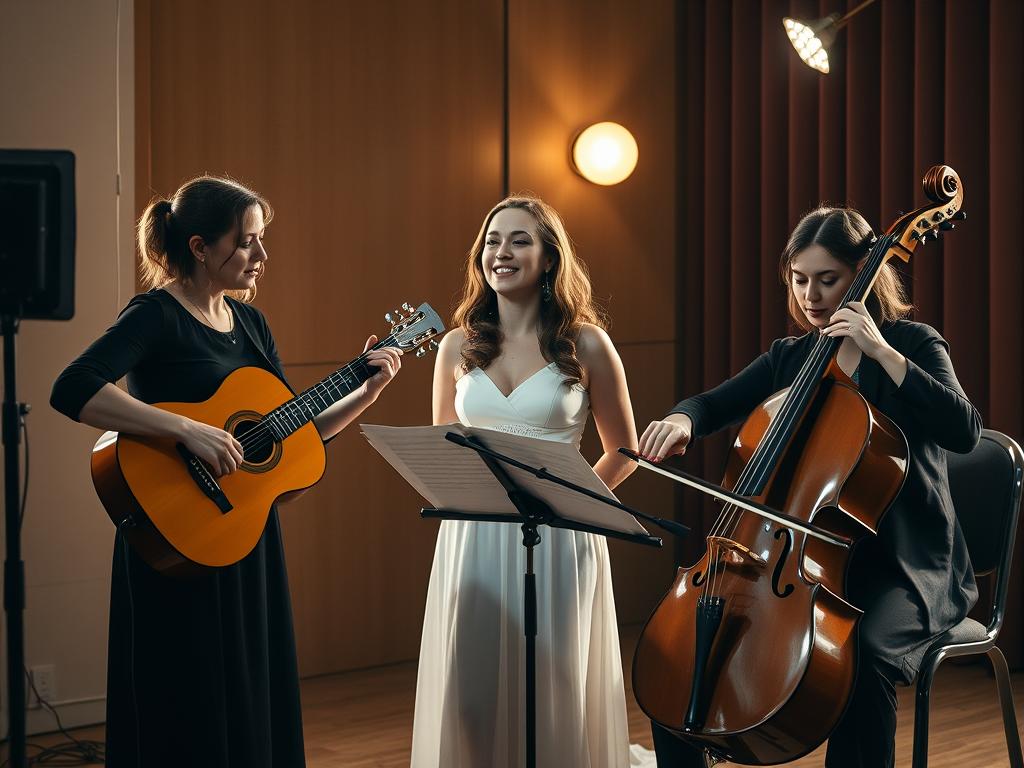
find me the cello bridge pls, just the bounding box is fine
[706,535,767,568]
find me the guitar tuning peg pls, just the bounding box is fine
[402,302,413,312]
[429,339,439,351]
[385,312,394,324]
[415,346,428,358]
[393,309,405,321]
[939,221,955,231]
[953,210,967,220]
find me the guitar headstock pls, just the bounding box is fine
[383,302,446,358]
[885,165,966,260]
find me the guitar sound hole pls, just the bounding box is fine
[234,419,275,464]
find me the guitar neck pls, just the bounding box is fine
[263,335,397,440]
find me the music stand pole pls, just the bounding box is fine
[2,313,27,768]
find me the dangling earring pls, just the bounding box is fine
[542,270,552,302]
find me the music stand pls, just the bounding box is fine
[419,432,685,768]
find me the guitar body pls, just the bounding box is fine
[89,299,445,577]
[92,366,326,577]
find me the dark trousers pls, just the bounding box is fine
[650,657,899,768]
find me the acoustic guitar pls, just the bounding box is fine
[91,302,444,576]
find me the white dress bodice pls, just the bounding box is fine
[455,361,589,445]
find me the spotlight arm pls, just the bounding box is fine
[835,0,879,31]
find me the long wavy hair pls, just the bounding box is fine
[780,205,912,332]
[137,175,273,303]
[452,196,607,386]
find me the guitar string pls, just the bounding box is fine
[234,332,404,455]
[701,232,893,601]
[236,333,400,453]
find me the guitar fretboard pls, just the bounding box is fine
[263,336,395,440]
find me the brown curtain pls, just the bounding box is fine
[674,0,1024,667]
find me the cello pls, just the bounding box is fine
[630,166,966,765]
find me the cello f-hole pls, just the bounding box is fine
[771,528,795,598]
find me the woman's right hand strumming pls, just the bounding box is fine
[179,419,245,477]
[638,413,693,462]
[75,382,244,477]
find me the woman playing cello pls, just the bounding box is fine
[639,205,980,767]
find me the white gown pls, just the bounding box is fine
[411,362,655,768]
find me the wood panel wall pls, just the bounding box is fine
[137,0,678,675]
[2,0,137,731]
[507,0,679,623]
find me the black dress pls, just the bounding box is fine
[652,320,981,768]
[50,289,305,768]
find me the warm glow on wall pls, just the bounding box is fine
[571,122,638,185]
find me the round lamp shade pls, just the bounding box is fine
[571,122,639,186]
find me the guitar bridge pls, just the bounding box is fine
[175,443,233,514]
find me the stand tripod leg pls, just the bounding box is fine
[3,316,26,768]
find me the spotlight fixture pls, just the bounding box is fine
[571,122,638,186]
[783,0,879,74]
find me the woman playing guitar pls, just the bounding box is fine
[638,206,981,767]
[50,176,403,768]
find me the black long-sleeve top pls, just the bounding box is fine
[51,288,286,420]
[669,320,981,681]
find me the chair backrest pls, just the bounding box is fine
[946,428,1024,634]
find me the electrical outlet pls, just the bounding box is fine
[29,665,56,709]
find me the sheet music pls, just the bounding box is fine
[360,423,649,537]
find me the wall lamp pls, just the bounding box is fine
[571,122,638,186]
[783,0,879,74]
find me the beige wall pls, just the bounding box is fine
[0,0,134,732]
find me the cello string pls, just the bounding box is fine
[730,235,887,500]
[714,235,892,544]
[706,235,891,604]
[734,234,887,496]
[740,235,889,495]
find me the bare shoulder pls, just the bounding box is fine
[436,327,468,380]
[576,323,617,365]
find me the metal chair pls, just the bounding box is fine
[912,428,1024,768]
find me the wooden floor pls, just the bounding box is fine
[21,625,1024,767]
[302,625,1024,767]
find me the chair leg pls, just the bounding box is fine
[913,661,938,768]
[986,647,1023,768]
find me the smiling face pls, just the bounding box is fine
[197,204,268,292]
[789,244,857,329]
[480,207,552,300]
